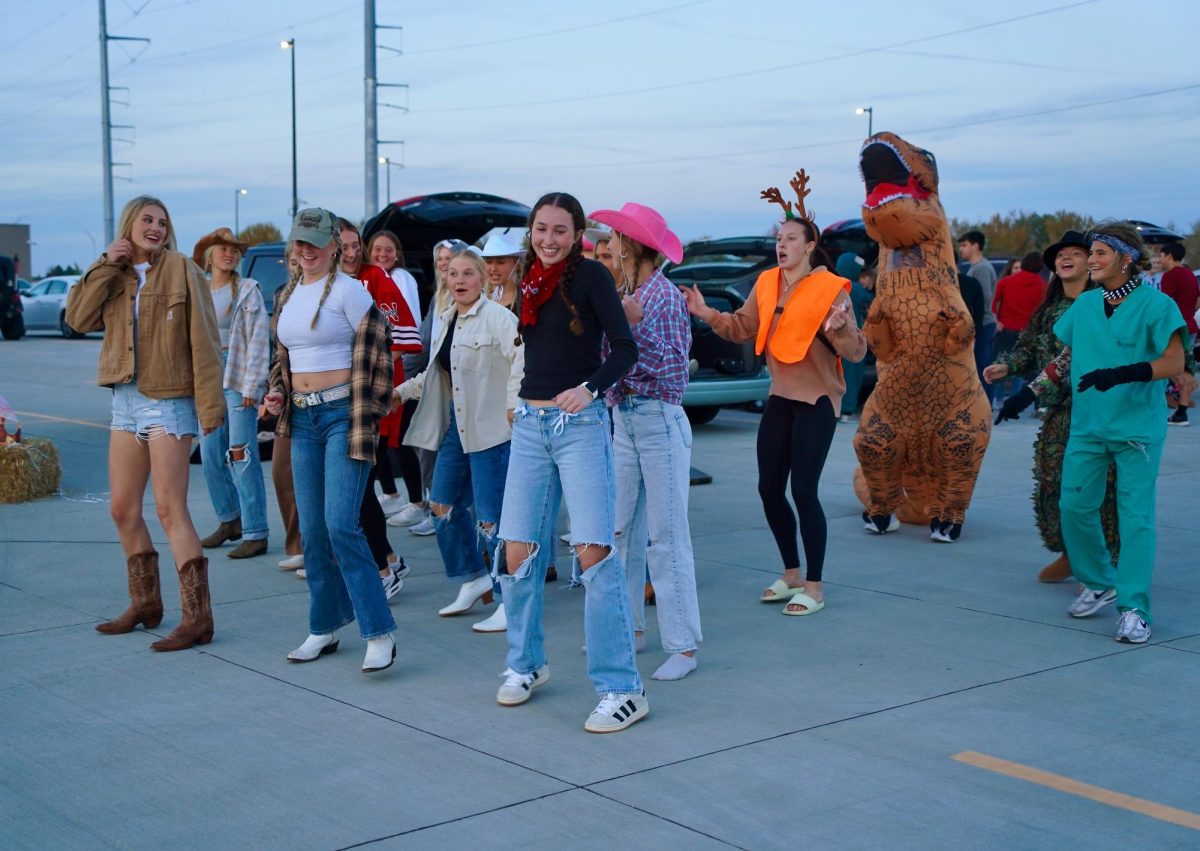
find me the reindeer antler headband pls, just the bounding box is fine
[760,169,816,224]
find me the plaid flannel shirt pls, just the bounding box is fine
[222,279,271,399]
[604,269,692,406]
[269,302,394,463]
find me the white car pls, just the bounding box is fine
[21,276,84,337]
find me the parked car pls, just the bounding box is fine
[662,237,775,424]
[20,276,84,337]
[821,218,879,267]
[0,255,23,340]
[17,278,32,294]
[241,242,290,313]
[362,192,531,310]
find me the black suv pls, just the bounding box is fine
[0,255,24,340]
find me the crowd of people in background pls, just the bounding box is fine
[67,191,1199,733]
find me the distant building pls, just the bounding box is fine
[0,224,32,278]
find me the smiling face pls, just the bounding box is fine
[435,246,454,277]
[1055,246,1088,283]
[339,228,361,273]
[209,243,240,274]
[775,220,815,272]
[530,204,578,267]
[447,255,484,310]
[130,205,169,262]
[1087,241,1128,287]
[294,238,338,282]
[484,255,518,287]
[369,237,398,270]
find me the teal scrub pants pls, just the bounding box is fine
[1060,436,1162,622]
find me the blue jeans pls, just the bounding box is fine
[290,395,395,640]
[974,323,997,403]
[430,408,509,592]
[199,366,269,540]
[612,398,702,655]
[496,401,642,696]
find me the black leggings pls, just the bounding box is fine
[394,400,423,503]
[360,465,393,572]
[756,394,837,581]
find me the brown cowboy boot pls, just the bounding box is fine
[1037,553,1072,583]
[151,557,214,651]
[200,518,242,548]
[96,550,163,634]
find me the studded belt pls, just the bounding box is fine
[290,383,351,409]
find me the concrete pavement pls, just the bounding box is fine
[2,335,1199,849]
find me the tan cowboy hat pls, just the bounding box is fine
[192,227,250,266]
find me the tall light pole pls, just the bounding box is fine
[280,38,297,218]
[234,188,248,237]
[378,156,402,207]
[855,106,874,137]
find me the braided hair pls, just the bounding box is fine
[518,192,587,339]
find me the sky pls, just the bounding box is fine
[3,0,1199,275]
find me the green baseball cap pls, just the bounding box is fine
[287,207,337,248]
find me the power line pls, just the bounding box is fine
[411,0,1101,114]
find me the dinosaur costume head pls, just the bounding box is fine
[859,133,953,268]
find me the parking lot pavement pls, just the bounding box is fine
[2,336,1199,849]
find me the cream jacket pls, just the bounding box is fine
[400,298,523,453]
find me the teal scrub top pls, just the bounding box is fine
[1054,285,1185,444]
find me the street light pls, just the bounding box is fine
[378,155,403,206]
[234,188,248,237]
[280,38,297,218]
[855,106,874,137]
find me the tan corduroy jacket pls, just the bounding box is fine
[66,250,225,430]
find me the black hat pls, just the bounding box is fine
[1042,230,1090,271]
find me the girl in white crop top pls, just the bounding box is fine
[276,270,373,372]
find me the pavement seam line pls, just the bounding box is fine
[952,750,1200,831]
[578,786,746,849]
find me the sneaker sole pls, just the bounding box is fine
[585,702,649,733]
[1068,592,1116,618]
[1116,633,1150,644]
[497,671,549,706]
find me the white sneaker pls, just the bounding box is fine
[409,516,435,536]
[1068,586,1116,618]
[295,568,307,580]
[377,494,406,516]
[381,568,404,600]
[278,554,304,570]
[496,664,549,705]
[287,632,338,662]
[362,634,396,673]
[584,691,648,733]
[1115,610,1151,643]
[472,603,507,633]
[386,502,426,527]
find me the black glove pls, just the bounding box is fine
[1077,362,1153,393]
[994,385,1036,424]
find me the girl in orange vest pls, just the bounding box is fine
[682,177,866,616]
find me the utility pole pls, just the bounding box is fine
[98,0,148,244]
[369,4,407,215]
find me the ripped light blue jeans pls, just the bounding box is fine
[430,407,509,595]
[199,361,269,541]
[495,400,642,696]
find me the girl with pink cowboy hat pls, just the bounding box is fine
[589,201,701,680]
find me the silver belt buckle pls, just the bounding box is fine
[291,391,315,409]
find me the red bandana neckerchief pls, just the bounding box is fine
[519,257,566,327]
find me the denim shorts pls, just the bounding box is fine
[111,383,199,440]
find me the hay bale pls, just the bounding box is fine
[0,437,62,503]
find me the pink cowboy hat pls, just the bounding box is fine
[588,202,683,264]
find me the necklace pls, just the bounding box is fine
[1102,276,1141,303]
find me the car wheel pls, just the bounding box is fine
[1,316,24,340]
[684,405,720,425]
[60,311,83,339]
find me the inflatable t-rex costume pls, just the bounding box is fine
[851,132,991,541]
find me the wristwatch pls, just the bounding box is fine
[580,381,599,401]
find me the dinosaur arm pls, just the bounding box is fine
[863,300,897,363]
[939,305,975,356]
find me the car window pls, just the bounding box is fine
[27,280,52,296]
[247,254,288,308]
[47,280,67,295]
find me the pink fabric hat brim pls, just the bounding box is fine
[589,203,683,264]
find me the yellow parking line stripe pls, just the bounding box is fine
[15,410,109,431]
[953,751,1200,831]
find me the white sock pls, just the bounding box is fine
[652,653,697,681]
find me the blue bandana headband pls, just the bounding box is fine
[1091,233,1140,262]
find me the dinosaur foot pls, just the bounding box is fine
[929,519,963,543]
[863,512,900,534]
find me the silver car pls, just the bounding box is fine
[21,276,84,337]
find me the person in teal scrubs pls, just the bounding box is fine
[1054,221,1187,644]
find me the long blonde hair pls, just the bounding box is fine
[116,195,177,264]
[275,224,342,330]
[202,243,241,314]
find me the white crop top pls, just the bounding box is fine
[276,271,374,372]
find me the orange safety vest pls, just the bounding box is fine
[754,268,850,364]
